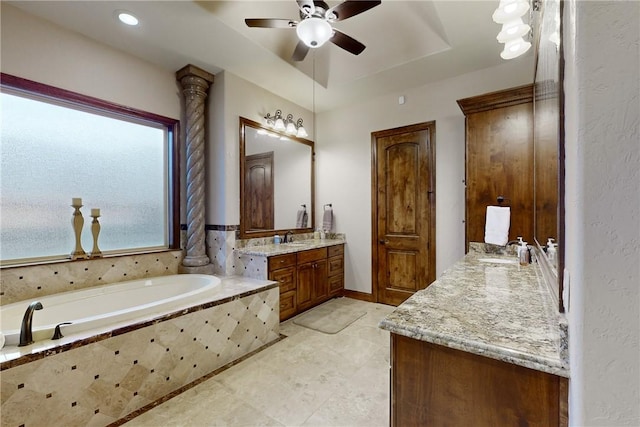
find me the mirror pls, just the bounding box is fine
[239,117,314,239]
[533,0,564,311]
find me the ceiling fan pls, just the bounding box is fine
[245,0,381,61]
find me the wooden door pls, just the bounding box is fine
[244,152,274,230]
[372,122,436,306]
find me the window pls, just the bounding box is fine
[0,74,179,265]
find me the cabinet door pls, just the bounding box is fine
[297,262,314,310]
[313,259,328,303]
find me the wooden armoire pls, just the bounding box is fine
[457,84,534,250]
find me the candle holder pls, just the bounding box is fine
[90,210,103,258]
[70,199,89,260]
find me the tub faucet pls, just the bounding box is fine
[18,301,43,347]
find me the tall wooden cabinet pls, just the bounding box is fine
[457,85,534,248]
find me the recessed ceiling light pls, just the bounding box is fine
[117,11,139,26]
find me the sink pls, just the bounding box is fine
[282,242,308,247]
[478,258,518,264]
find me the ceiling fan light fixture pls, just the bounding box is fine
[492,0,530,24]
[497,18,531,43]
[296,17,333,48]
[500,37,531,59]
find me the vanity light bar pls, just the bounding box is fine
[264,110,308,138]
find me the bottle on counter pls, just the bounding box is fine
[546,238,556,262]
[519,241,530,265]
[274,235,281,244]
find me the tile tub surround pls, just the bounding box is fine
[379,243,569,378]
[0,250,183,305]
[234,237,346,280]
[0,277,280,427]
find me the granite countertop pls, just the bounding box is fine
[379,243,569,378]
[235,238,346,257]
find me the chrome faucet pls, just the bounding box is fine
[18,301,43,347]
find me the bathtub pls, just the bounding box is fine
[1,274,221,347]
[1,274,279,427]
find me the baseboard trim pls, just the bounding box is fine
[342,289,375,303]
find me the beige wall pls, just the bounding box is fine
[206,72,313,226]
[315,59,534,293]
[0,4,180,120]
[564,1,640,424]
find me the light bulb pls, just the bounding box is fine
[296,17,333,48]
[117,11,139,26]
[497,18,531,43]
[500,37,532,59]
[492,0,529,24]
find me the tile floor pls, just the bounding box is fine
[123,297,395,426]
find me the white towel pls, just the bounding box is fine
[295,209,308,228]
[484,206,511,246]
[322,208,333,232]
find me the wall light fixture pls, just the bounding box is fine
[492,0,532,59]
[264,110,308,138]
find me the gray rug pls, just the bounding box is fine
[293,299,366,334]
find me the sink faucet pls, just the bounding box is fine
[284,230,294,243]
[18,301,43,347]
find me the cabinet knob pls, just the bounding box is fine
[379,239,389,245]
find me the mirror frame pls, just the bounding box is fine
[239,116,315,239]
[533,0,565,312]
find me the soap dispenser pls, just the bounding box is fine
[546,238,556,262]
[515,236,524,258]
[519,241,530,265]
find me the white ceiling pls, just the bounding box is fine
[7,0,533,112]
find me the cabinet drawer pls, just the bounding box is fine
[269,266,296,293]
[269,253,297,270]
[329,274,344,294]
[328,256,344,276]
[328,244,344,258]
[279,290,296,320]
[297,247,327,264]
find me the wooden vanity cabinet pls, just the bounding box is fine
[391,334,568,427]
[268,253,297,321]
[297,248,328,311]
[328,244,345,296]
[268,244,345,321]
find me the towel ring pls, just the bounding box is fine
[496,196,511,206]
[324,203,332,210]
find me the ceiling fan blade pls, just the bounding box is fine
[330,30,366,55]
[296,0,315,17]
[292,40,310,61]
[328,1,381,21]
[245,18,295,28]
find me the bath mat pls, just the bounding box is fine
[293,299,366,334]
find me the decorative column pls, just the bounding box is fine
[176,64,215,274]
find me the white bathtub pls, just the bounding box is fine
[1,274,221,347]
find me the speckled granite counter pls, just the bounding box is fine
[379,243,569,378]
[235,238,346,257]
